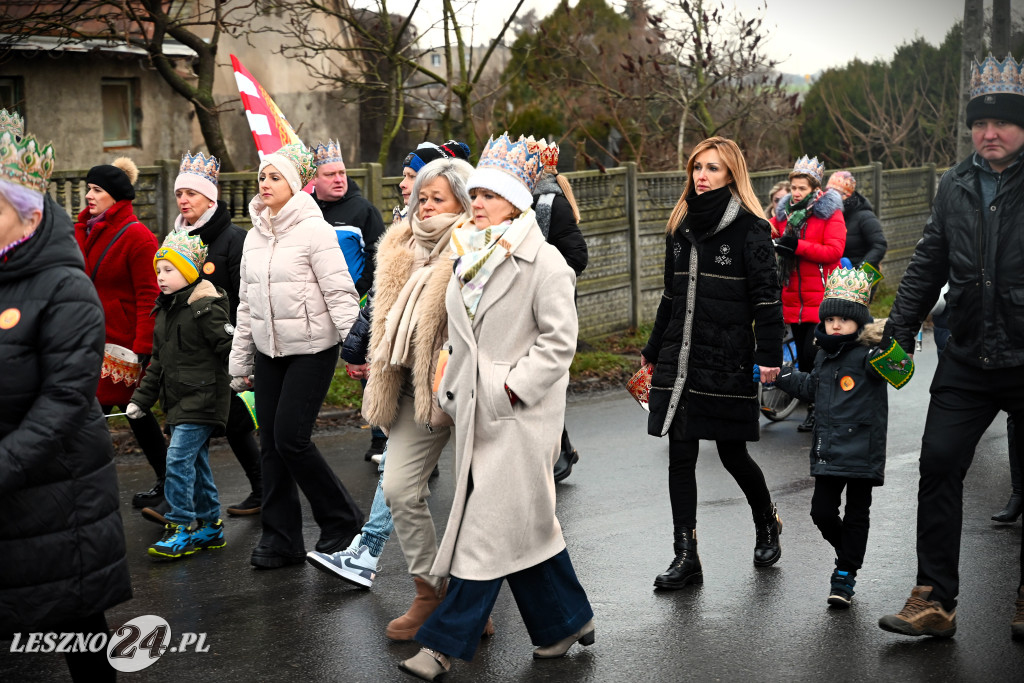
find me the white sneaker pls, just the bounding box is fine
[306,544,379,588]
[371,452,383,465]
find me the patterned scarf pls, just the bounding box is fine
[778,190,821,286]
[450,209,535,320]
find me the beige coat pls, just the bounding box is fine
[362,218,454,430]
[229,192,359,377]
[432,219,578,581]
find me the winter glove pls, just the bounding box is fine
[136,353,150,370]
[125,403,144,420]
[774,232,798,254]
[231,375,253,393]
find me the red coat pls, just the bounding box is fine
[769,189,847,324]
[75,200,160,406]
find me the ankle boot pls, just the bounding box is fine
[386,577,444,641]
[753,503,782,567]
[797,405,815,432]
[132,477,165,509]
[654,527,703,589]
[992,493,1023,523]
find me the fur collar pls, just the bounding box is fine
[187,278,220,305]
[858,319,885,347]
[773,187,844,222]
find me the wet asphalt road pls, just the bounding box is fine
[3,330,1024,681]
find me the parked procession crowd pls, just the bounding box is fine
[1,52,1023,681]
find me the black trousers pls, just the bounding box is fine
[254,345,363,554]
[790,322,818,377]
[62,612,114,682]
[668,438,772,529]
[225,391,262,494]
[810,476,873,573]
[916,354,1024,609]
[103,403,166,479]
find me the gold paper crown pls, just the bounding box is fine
[792,155,825,184]
[0,130,55,194]
[0,109,24,138]
[823,267,872,307]
[478,132,548,192]
[313,139,344,167]
[971,53,1024,99]
[178,150,220,185]
[274,143,316,186]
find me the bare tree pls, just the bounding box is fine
[0,0,260,170]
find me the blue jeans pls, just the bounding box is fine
[163,424,220,526]
[360,448,393,556]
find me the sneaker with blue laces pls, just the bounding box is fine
[828,568,856,608]
[306,536,379,588]
[192,519,226,550]
[149,523,196,560]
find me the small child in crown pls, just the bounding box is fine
[774,267,889,608]
[127,230,235,560]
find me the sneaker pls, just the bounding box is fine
[371,452,383,465]
[1012,587,1024,641]
[148,523,196,560]
[306,544,379,588]
[192,519,227,550]
[364,435,387,462]
[226,491,262,516]
[878,586,957,637]
[827,569,856,608]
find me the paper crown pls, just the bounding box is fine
[275,142,317,186]
[313,139,344,167]
[178,151,220,186]
[792,155,825,185]
[477,133,547,192]
[154,230,208,284]
[970,53,1024,99]
[826,170,856,196]
[539,142,559,175]
[0,130,55,195]
[823,267,872,308]
[0,109,24,138]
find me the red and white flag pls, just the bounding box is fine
[231,54,304,159]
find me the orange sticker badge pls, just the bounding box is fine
[840,376,855,391]
[203,262,216,275]
[0,308,20,329]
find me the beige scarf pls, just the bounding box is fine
[381,212,469,367]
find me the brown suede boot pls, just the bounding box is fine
[386,577,443,641]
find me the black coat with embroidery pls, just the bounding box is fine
[642,190,784,441]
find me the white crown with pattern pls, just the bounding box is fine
[970,53,1024,99]
[792,155,825,185]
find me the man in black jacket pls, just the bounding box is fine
[877,55,1024,640]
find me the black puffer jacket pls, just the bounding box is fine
[341,286,373,365]
[0,195,132,631]
[841,192,887,268]
[187,200,246,324]
[532,175,588,276]
[775,323,888,484]
[887,155,1024,369]
[642,189,784,441]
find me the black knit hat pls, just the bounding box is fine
[86,163,136,201]
[966,92,1024,128]
[819,297,871,327]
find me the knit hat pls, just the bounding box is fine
[313,139,344,167]
[467,133,548,212]
[154,230,208,284]
[826,170,856,198]
[259,143,315,194]
[174,151,220,200]
[86,157,138,201]
[404,140,471,172]
[0,108,24,138]
[819,267,872,326]
[966,54,1024,128]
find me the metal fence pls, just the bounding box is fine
[47,160,942,339]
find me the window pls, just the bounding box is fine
[430,53,441,67]
[102,78,139,147]
[0,77,24,119]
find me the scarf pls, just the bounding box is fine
[172,204,218,233]
[380,212,469,367]
[778,190,820,286]
[683,186,733,235]
[450,209,535,320]
[813,324,860,354]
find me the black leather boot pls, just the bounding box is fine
[554,448,580,483]
[753,503,783,567]
[654,527,703,589]
[992,493,1023,523]
[797,405,815,432]
[132,477,164,509]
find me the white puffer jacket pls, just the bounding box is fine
[229,191,359,377]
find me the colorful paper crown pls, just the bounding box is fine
[0,109,24,138]
[826,170,856,196]
[477,133,547,192]
[0,130,55,195]
[154,230,208,284]
[823,267,872,307]
[178,151,220,186]
[539,142,559,175]
[275,142,317,186]
[792,155,825,185]
[313,139,344,167]
[970,53,1024,99]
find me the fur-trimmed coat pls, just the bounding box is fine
[362,218,456,430]
[769,189,847,324]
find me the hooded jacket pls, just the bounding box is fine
[314,179,386,297]
[0,195,132,631]
[840,192,887,268]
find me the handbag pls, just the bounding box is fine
[627,364,653,411]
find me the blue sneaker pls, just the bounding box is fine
[192,519,226,550]
[149,523,196,560]
[828,569,856,608]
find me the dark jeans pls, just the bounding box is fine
[668,438,772,528]
[916,354,1024,609]
[254,345,363,554]
[790,322,818,377]
[810,476,873,573]
[417,549,593,662]
[226,391,262,494]
[103,403,166,479]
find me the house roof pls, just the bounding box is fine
[0,33,196,58]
